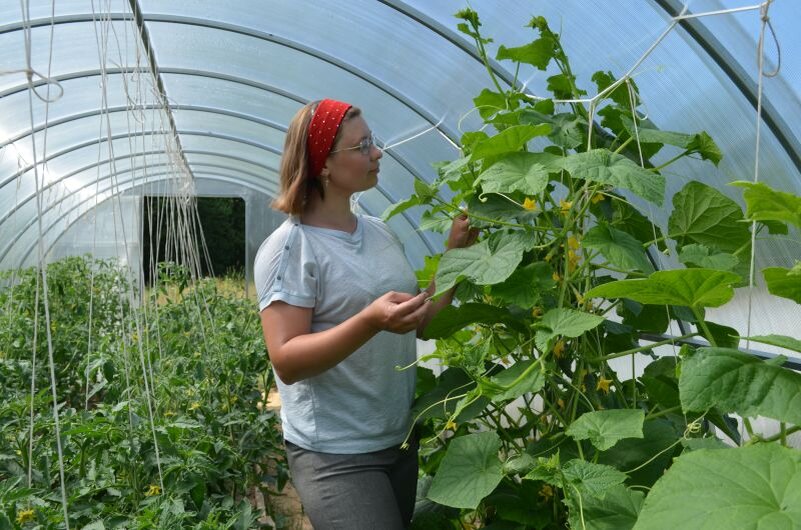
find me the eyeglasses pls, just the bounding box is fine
[330,134,381,156]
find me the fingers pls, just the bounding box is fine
[378,291,429,333]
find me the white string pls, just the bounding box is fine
[745,0,775,348]
[19,0,71,524]
[519,3,766,108]
[0,67,64,102]
[381,116,446,151]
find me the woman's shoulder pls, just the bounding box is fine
[359,214,392,233]
[255,217,303,260]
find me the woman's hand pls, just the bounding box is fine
[446,212,480,250]
[363,291,429,334]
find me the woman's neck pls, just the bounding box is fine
[301,192,357,232]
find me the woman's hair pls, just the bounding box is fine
[272,100,362,215]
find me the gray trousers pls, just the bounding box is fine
[284,439,418,530]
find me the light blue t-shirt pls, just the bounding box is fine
[254,214,419,453]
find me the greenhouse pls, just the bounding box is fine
[1,0,800,528]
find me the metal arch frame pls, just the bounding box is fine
[12,168,430,270]
[652,0,801,176]
[5,5,799,176]
[0,165,278,266]
[0,13,464,144]
[1,129,282,190]
[2,99,439,204]
[2,128,436,238]
[1,103,290,149]
[0,149,275,226]
[0,67,305,104]
[12,171,273,269]
[3,159,437,265]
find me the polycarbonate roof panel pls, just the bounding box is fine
[0,21,141,94]
[1,0,800,334]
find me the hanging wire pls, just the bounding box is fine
[19,0,71,525]
[745,0,777,348]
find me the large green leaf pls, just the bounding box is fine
[597,420,682,488]
[633,444,801,529]
[470,124,551,161]
[427,432,503,509]
[535,308,605,352]
[732,180,801,229]
[668,181,750,254]
[435,232,531,294]
[473,88,511,121]
[679,347,801,424]
[566,409,645,451]
[423,303,514,340]
[496,37,555,69]
[491,262,555,308]
[583,223,654,273]
[678,243,739,271]
[561,459,628,498]
[567,484,644,530]
[764,267,801,304]
[562,149,665,205]
[619,120,721,165]
[748,334,801,354]
[476,152,550,196]
[585,269,740,309]
[382,194,422,220]
[519,110,584,149]
[481,360,545,403]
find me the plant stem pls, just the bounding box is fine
[587,332,698,362]
[691,308,717,347]
[760,424,801,443]
[650,151,686,172]
[645,405,682,420]
[613,137,634,155]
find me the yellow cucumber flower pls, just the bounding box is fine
[522,197,538,211]
[596,377,613,394]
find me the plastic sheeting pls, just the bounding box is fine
[1,0,799,339]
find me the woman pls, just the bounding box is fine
[255,98,476,529]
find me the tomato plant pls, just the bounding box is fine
[0,258,283,529]
[390,10,801,529]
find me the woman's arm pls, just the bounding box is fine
[261,290,429,384]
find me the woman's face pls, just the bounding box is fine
[324,115,382,195]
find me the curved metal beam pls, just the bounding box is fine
[1,13,462,144]
[1,103,289,149]
[3,160,437,264]
[652,0,801,175]
[0,148,276,225]
[0,67,304,103]
[0,163,277,260]
[378,0,516,88]
[4,126,437,220]
[11,167,437,269]
[11,171,272,269]
[2,129,283,189]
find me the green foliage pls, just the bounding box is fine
[385,9,801,529]
[427,432,503,509]
[0,257,282,529]
[566,409,645,451]
[680,348,801,424]
[634,444,801,529]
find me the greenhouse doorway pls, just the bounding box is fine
[141,196,246,286]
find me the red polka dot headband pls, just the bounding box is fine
[307,98,353,177]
